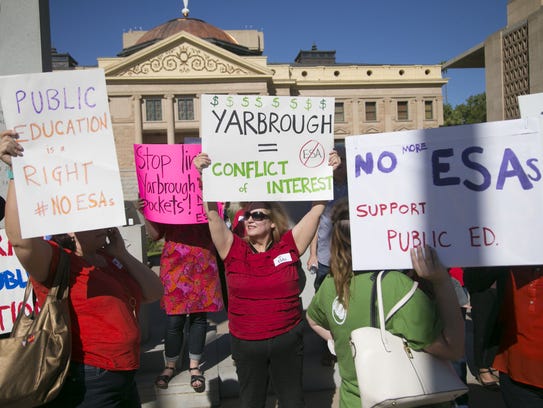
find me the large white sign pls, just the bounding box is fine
[200,95,334,202]
[0,69,125,238]
[346,118,543,270]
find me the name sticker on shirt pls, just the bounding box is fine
[273,253,292,266]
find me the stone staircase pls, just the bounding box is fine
[135,301,341,408]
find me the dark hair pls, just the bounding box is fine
[51,233,76,251]
[329,197,352,308]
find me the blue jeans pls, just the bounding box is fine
[231,322,305,408]
[164,312,207,362]
[42,362,140,407]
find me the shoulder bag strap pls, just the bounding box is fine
[47,249,71,301]
[370,270,386,328]
[375,270,418,352]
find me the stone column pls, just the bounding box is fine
[165,94,175,144]
[133,95,143,144]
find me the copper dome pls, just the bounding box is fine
[135,17,238,46]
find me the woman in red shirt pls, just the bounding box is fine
[194,151,340,408]
[1,130,164,407]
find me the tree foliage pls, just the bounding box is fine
[443,93,486,126]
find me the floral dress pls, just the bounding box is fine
[158,223,223,314]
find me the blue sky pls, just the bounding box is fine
[50,0,507,107]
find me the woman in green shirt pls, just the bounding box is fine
[307,198,464,407]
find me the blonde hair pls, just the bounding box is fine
[329,198,352,308]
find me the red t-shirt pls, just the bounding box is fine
[32,242,143,370]
[493,266,543,388]
[224,230,302,340]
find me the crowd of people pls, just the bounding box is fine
[2,127,543,408]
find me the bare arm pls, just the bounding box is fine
[104,227,163,303]
[1,131,53,282]
[410,245,465,361]
[136,199,163,241]
[306,231,319,270]
[292,202,326,255]
[307,314,333,341]
[193,153,233,259]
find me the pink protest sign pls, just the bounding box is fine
[134,144,208,224]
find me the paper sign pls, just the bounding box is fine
[519,92,543,119]
[200,95,335,202]
[0,229,31,334]
[134,144,209,224]
[346,118,543,270]
[0,69,125,238]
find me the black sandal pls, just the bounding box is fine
[155,367,175,389]
[189,367,206,393]
[476,368,500,390]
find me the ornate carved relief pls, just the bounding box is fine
[118,44,249,76]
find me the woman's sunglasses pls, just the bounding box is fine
[243,211,270,221]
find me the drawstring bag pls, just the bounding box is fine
[350,270,468,408]
[0,250,71,407]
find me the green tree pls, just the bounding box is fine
[443,93,486,126]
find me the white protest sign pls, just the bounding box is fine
[200,95,334,201]
[0,229,31,334]
[519,92,543,118]
[346,118,543,270]
[0,69,125,238]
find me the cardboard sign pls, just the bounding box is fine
[134,144,209,224]
[200,95,334,202]
[0,69,125,238]
[346,118,543,270]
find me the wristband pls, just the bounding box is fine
[6,168,14,180]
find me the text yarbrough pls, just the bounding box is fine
[211,109,333,135]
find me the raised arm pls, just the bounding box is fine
[103,227,163,303]
[193,153,233,259]
[136,198,164,241]
[410,245,465,361]
[292,150,341,255]
[1,130,53,282]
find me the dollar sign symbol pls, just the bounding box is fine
[255,96,262,108]
[305,99,312,111]
[211,96,219,107]
[272,97,280,108]
[226,96,234,107]
[320,99,327,110]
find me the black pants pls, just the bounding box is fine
[500,372,543,408]
[231,322,305,408]
[470,287,500,369]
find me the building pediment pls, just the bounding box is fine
[104,31,272,80]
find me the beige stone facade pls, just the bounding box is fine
[445,0,543,122]
[89,23,446,200]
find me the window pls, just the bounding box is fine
[397,101,408,120]
[365,101,377,121]
[177,96,195,121]
[424,100,434,120]
[145,98,162,121]
[335,102,345,123]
